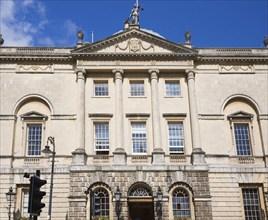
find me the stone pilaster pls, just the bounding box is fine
[149,69,164,164]
[186,69,206,165]
[72,68,87,165]
[112,69,127,164]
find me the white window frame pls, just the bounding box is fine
[168,122,184,154]
[169,184,195,220]
[15,185,30,218]
[94,122,110,153]
[165,80,181,97]
[130,80,145,96]
[93,80,109,96]
[240,185,267,220]
[26,123,43,156]
[228,111,254,157]
[21,111,47,157]
[131,122,147,154]
[233,123,252,156]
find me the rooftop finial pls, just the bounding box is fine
[77,29,84,48]
[0,34,4,46]
[128,0,143,26]
[263,35,268,48]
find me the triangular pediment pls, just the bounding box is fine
[20,111,48,120]
[227,111,254,120]
[72,28,197,57]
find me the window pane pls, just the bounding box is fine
[131,123,147,153]
[130,81,144,96]
[234,124,251,156]
[242,188,261,220]
[94,123,109,151]
[94,188,109,218]
[94,82,108,96]
[21,190,29,217]
[166,81,180,96]
[172,189,191,218]
[27,124,42,156]
[168,122,184,153]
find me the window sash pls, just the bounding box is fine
[21,190,29,217]
[94,82,108,96]
[94,123,109,151]
[131,123,147,153]
[168,123,184,153]
[93,189,109,218]
[130,82,145,96]
[234,124,251,156]
[27,124,42,156]
[165,81,181,96]
[242,188,262,220]
[172,189,191,218]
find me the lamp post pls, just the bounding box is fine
[156,186,163,220]
[42,136,56,220]
[114,186,122,220]
[6,187,16,220]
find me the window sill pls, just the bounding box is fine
[91,96,111,98]
[164,96,183,98]
[128,96,147,98]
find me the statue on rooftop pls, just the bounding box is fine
[128,0,143,25]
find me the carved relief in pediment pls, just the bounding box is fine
[113,38,154,53]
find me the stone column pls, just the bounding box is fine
[112,69,126,165]
[186,69,205,164]
[148,69,164,164]
[72,68,87,165]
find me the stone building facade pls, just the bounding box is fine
[0,21,268,220]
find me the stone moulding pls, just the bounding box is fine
[16,64,54,74]
[219,65,255,74]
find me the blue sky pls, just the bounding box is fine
[0,0,267,48]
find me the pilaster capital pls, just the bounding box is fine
[148,69,160,80]
[185,69,196,80]
[75,68,86,79]
[112,68,124,80]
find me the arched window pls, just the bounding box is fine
[92,188,109,218]
[129,187,151,197]
[172,188,190,218]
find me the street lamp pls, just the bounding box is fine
[114,186,122,220]
[6,187,16,220]
[156,186,163,220]
[42,136,56,220]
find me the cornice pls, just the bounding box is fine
[0,47,73,61]
[72,28,197,55]
[197,48,268,62]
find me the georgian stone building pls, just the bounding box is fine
[0,11,268,220]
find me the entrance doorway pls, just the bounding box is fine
[128,200,154,220]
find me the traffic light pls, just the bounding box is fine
[28,175,47,215]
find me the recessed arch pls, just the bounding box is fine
[168,182,194,220]
[87,182,111,192]
[13,94,54,115]
[128,182,153,197]
[221,94,261,115]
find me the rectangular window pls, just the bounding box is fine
[131,123,147,154]
[165,81,181,96]
[242,188,262,220]
[234,124,251,156]
[168,122,184,153]
[27,124,42,156]
[94,81,108,96]
[94,123,109,152]
[21,190,29,217]
[130,81,145,96]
